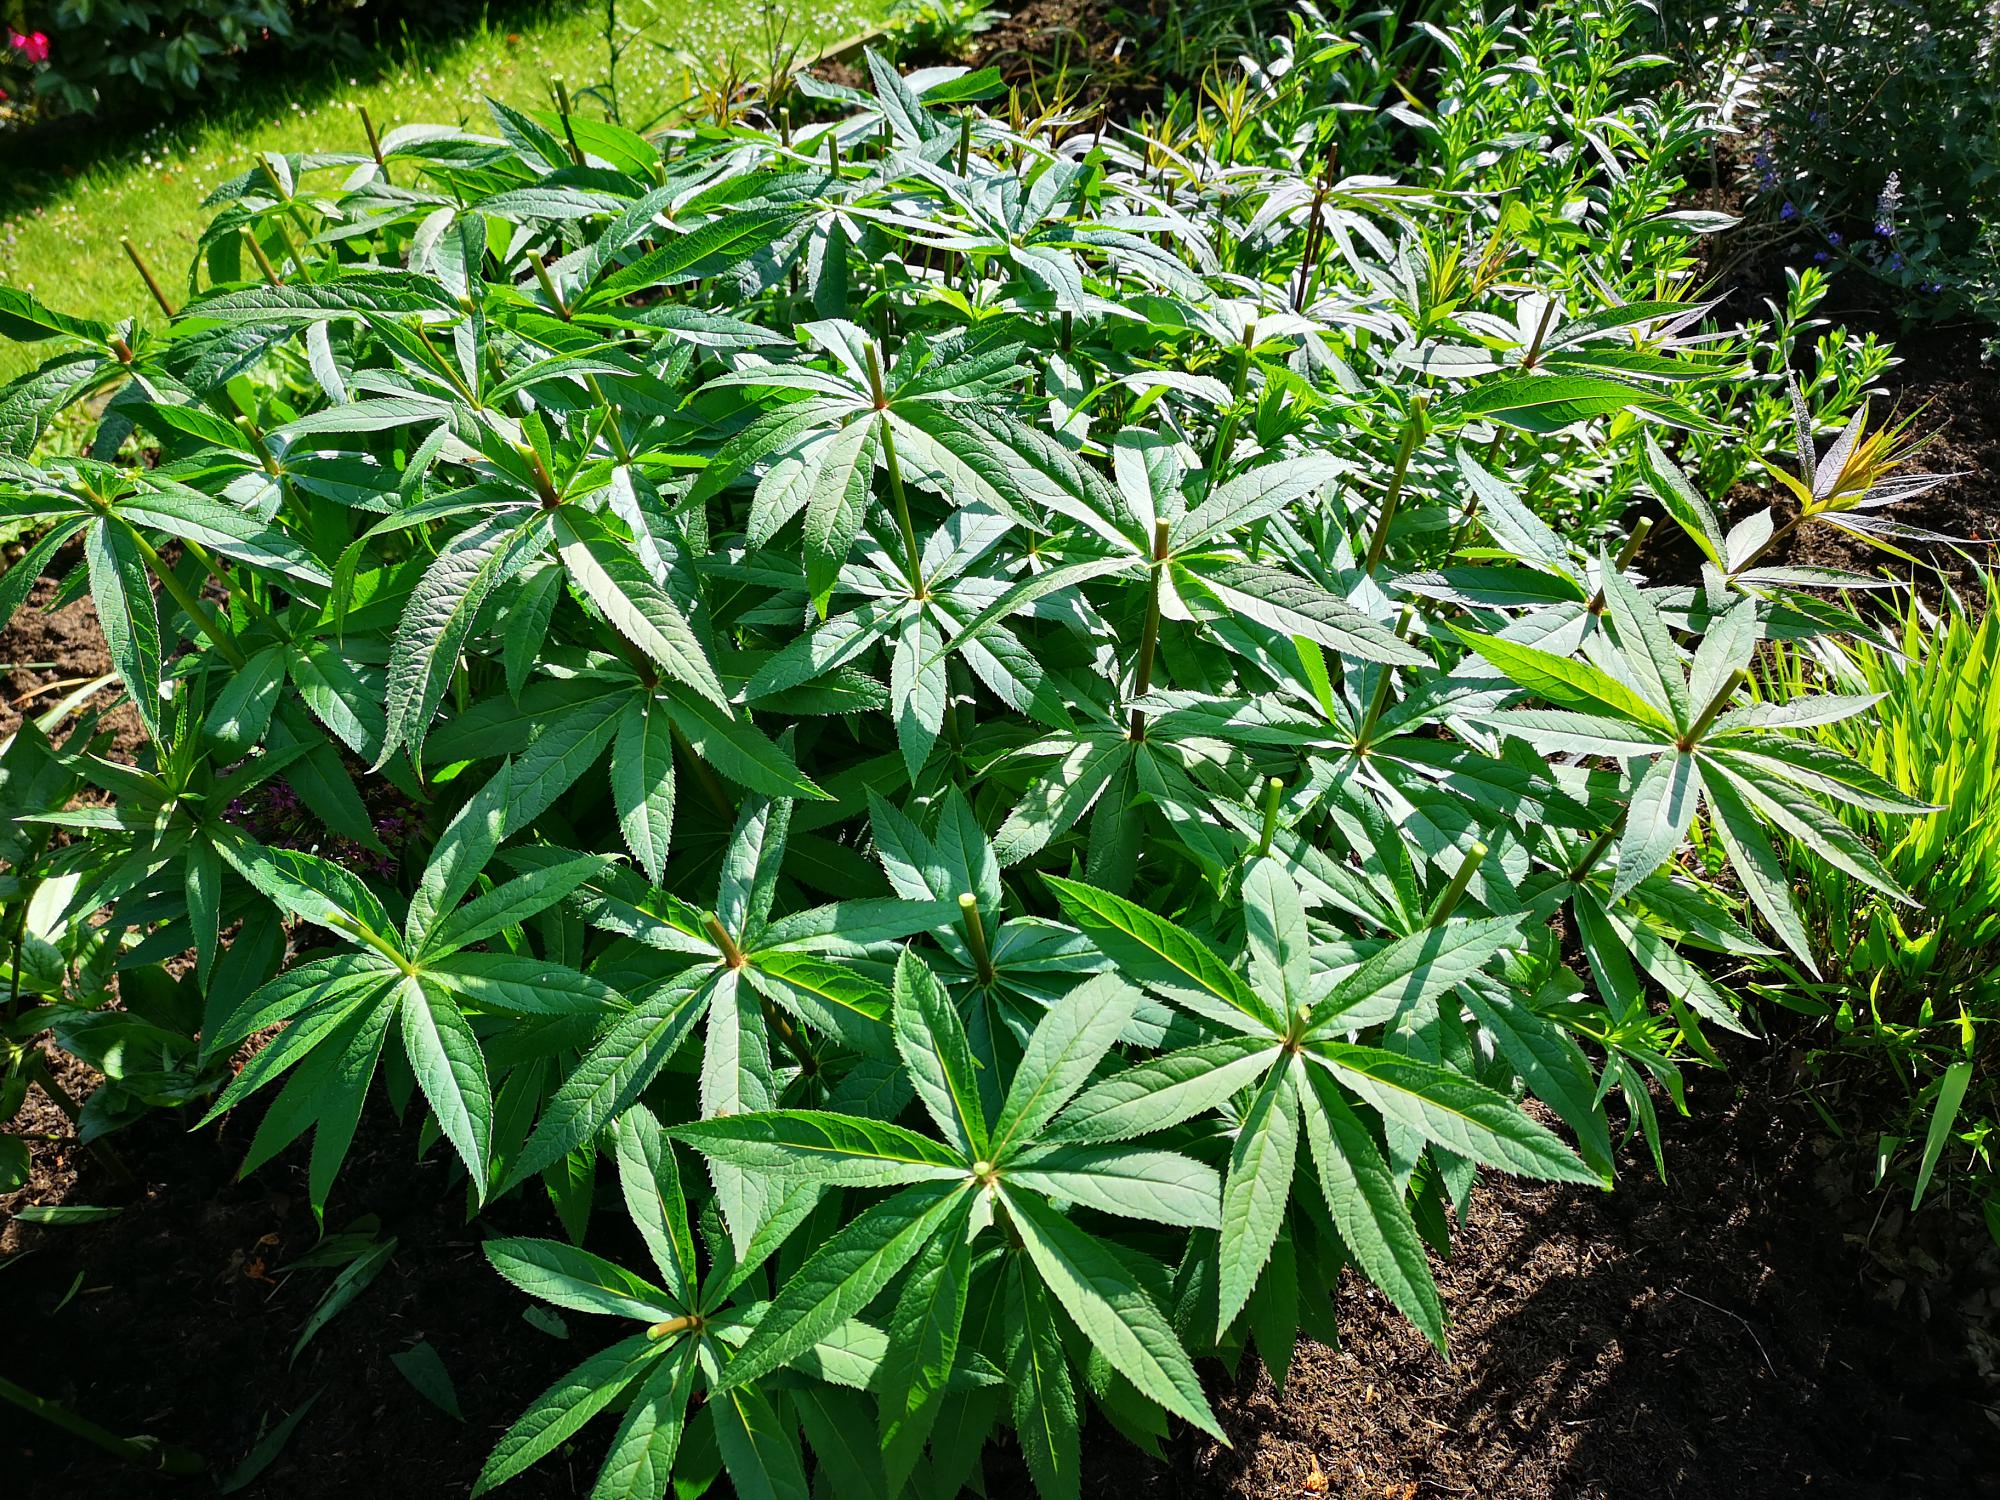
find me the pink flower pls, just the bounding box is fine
[9,31,50,64]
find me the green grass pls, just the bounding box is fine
[0,0,885,382]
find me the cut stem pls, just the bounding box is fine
[1257,776,1284,856]
[703,912,747,969]
[958,894,996,986]
[120,238,175,317]
[1426,840,1488,926]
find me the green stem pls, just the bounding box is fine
[1126,519,1172,741]
[1204,324,1257,496]
[866,346,926,597]
[1257,777,1283,856]
[239,227,282,286]
[668,721,734,821]
[529,252,571,320]
[1353,604,1416,751]
[1362,398,1429,574]
[1681,669,1748,750]
[122,525,247,668]
[0,1377,203,1475]
[120,238,175,317]
[1586,516,1654,616]
[1426,840,1488,925]
[958,894,996,987]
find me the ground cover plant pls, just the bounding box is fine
[1762,574,2000,1239]
[0,1,1960,1492]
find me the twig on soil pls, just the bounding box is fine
[1668,1284,1777,1379]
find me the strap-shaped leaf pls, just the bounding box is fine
[504,970,715,1189]
[1296,1058,1446,1351]
[406,760,512,949]
[484,1236,677,1322]
[472,1334,661,1497]
[589,1348,697,1500]
[1008,1143,1220,1228]
[611,699,677,885]
[555,508,728,709]
[673,1109,968,1185]
[384,512,551,768]
[1453,625,1676,730]
[1216,1064,1299,1336]
[712,1181,968,1391]
[1171,453,1344,550]
[893,949,990,1159]
[400,976,493,1192]
[1044,875,1283,1035]
[1179,558,1428,666]
[613,1106,699,1305]
[84,518,162,739]
[878,1204,973,1491]
[1050,1037,1280,1143]
[1000,1186,1222,1439]
[1308,915,1523,1036]
[1305,1042,1602,1184]
[989,972,1138,1158]
[424,853,610,957]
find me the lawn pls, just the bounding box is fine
[0,0,884,382]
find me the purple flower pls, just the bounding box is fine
[1780,201,1799,221]
[1827,231,1842,247]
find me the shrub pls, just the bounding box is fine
[1662,0,2000,330]
[0,0,486,123]
[0,9,1930,1495]
[1762,574,2000,1239]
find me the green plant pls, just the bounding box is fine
[0,17,1926,1499]
[1762,574,2000,1237]
[5,1,339,118]
[1663,0,2000,326]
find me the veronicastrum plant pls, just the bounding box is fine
[0,17,1929,1499]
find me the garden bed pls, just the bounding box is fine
[7,1026,1999,1496]
[7,5,2000,1496]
